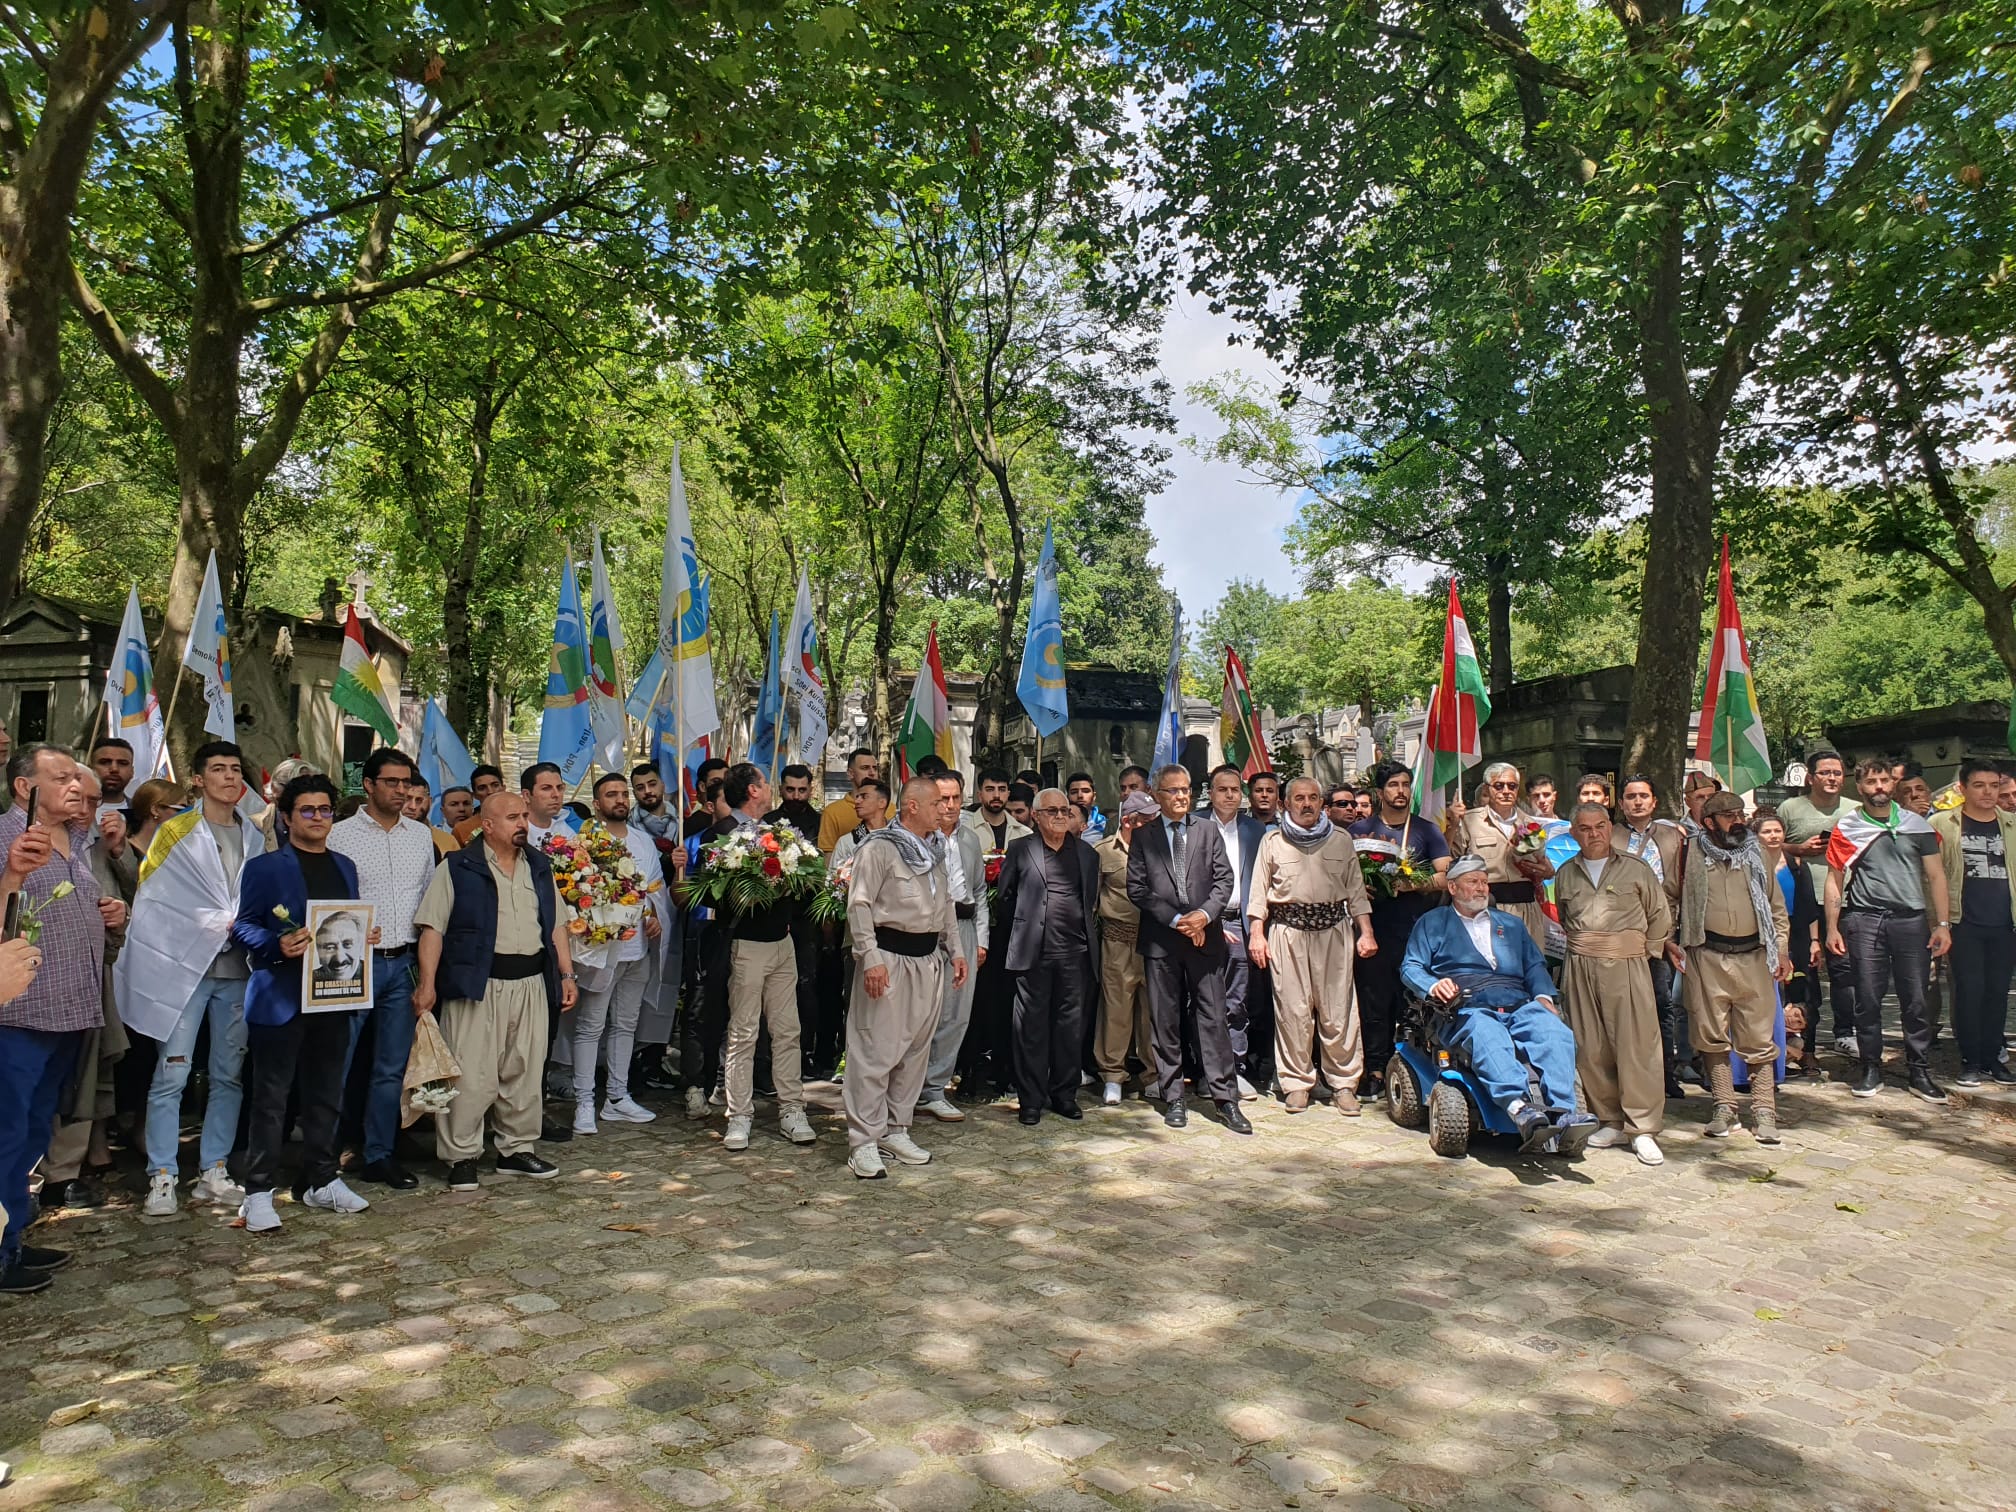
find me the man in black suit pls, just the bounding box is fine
[993,788,1102,1125]
[1126,764,1252,1133]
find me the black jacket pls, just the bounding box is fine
[994,833,1101,977]
[1126,815,1235,961]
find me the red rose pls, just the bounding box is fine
[762,854,783,879]
[984,856,1003,884]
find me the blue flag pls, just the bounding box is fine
[415,698,476,825]
[538,555,597,787]
[1152,598,1185,772]
[748,610,783,774]
[1015,522,1070,738]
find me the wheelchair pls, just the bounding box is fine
[1384,985,1563,1158]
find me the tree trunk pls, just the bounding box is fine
[1484,559,1513,695]
[867,609,896,757]
[1621,219,1719,797]
[441,376,500,740]
[0,5,161,615]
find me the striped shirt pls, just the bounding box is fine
[0,809,106,1033]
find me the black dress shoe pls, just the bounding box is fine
[37,1179,102,1212]
[540,1120,575,1143]
[636,1064,683,1092]
[1048,1100,1083,1121]
[1664,1072,1686,1099]
[1217,1100,1253,1135]
[1162,1099,1188,1128]
[1990,1064,2016,1085]
[353,1158,419,1191]
[1851,1063,1885,1098]
[1017,1109,1042,1126]
[17,1244,70,1271]
[0,1265,52,1295]
[495,1151,559,1179]
[1908,1069,1949,1104]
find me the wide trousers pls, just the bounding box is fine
[1270,924,1362,1095]
[921,917,980,1104]
[1145,946,1238,1103]
[1563,955,1664,1135]
[244,1009,357,1195]
[1684,946,1779,1067]
[842,953,943,1147]
[1951,920,2016,1072]
[436,979,550,1161]
[1841,910,1933,1069]
[1441,1001,1577,1114]
[1013,954,1091,1111]
[725,936,802,1117]
[1093,924,1152,1083]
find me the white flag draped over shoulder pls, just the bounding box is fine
[181,550,234,738]
[782,568,827,766]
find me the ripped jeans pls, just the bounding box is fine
[143,974,248,1176]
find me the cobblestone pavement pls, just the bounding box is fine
[3,1063,2014,1512]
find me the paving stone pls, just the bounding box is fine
[822,1444,922,1486]
[970,1448,1065,1492]
[703,1434,805,1476]
[1025,1424,1114,1461]
[882,1470,983,1512]
[639,1468,730,1507]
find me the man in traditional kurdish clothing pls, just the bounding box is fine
[1247,776,1376,1115]
[1450,761,1553,951]
[1677,792,1792,1142]
[1091,792,1159,1104]
[1556,803,1672,1166]
[842,776,966,1178]
[1617,774,1690,1096]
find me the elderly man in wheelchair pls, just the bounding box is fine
[1397,856,1597,1156]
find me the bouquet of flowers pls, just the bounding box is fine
[540,820,659,969]
[683,820,843,923]
[1355,843,1435,900]
[1511,818,1550,856]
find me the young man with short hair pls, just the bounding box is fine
[127,740,266,1216]
[440,785,475,830]
[1066,771,1107,840]
[1777,750,1858,1056]
[817,749,881,853]
[1932,758,2016,1087]
[90,737,136,816]
[1349,760,1451,1096]
[1246,771,1281,829]
[566,773,666,1133]
[450,764,507,846]
[520,762,575,846]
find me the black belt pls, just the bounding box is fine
[955,902,977,920]
[378,944,411,959]
[1701,930,1761,955]
[1490,880,1536,904]
[875,927,939,958]
[1271,899,1351,932]
[489,951,546,981]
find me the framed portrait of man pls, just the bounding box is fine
[303,900,375,1012]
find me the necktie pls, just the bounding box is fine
[1172,819,1188,908]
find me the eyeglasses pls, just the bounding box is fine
[1488,781,1520,792]
[1033,805,1072,817]
[370,775,413,787]
[293,805,335,819]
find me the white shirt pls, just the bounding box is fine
[1488,809,1518,840]
[606,822,664,964]
[1213,813,1245,913]
[1581,856,1608,887]
[329,811,437,946]
[1455,905,1497,967]
[527,809,580,849]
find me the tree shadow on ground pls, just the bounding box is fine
[2,1065,2012,1512]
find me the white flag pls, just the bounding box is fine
[653,443,720,754]
[103,585,168,785]
[782,568,827,765]
[181,549,234,738]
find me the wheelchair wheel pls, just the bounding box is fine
[1427,1081,1473,1158]
[1385,1053,1425,1129]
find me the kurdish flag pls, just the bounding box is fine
[1695,536,1772,794]
[894,624,955,781]
[1412,580,1491,820]
[331,605,399,744]
[1219,644,1272,778]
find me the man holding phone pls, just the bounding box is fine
[0,745,123,1295]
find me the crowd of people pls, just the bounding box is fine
[0,720,2005,1294]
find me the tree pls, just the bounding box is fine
[1127,0,2007,787]
[1189,579,1283,696]
[0,0,177,611]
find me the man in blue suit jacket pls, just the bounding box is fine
[232,774,373,1232]
[1401,857,1593,1153]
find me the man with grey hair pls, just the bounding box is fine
[917,771,989,1123]
[993,787,1100,1124]
[1246,776,1376,1114]
[842,775,966,1177]
[1451,760,1553,949]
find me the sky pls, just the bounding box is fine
[1138,291,1307,619]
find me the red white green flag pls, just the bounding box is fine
[331,604,399,744]
[1695,536,1773,794]
[1412,580,1491,819]
[1219,645,1272,778]
[894,624,955,781]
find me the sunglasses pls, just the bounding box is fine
[1033,805,1072,817]
[293,805,335,819]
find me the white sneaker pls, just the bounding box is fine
[684,1086,707,1119]
[877,1130,931,1166]
[723,1115,752,1152]
[190,1163,243,1206]
[1585,1125,1628,1149]
[302,1177,370,1214]
[572,1099,598,1136]
[1102,1081,1122,1106]
[779,1107,816,1145]
[848,1143,887,1179]
[602,1094,657,1124]
[708,1086,726,1107]
[143,1170,179,1217]
[1833,1034,1859,1059]
[238,1191,281,1232]
[918,1097,965,1122]
[1633,1135,1666,1167]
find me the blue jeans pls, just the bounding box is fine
[144,975,248,1174]
[1443,999,1579,1117]
[351,952,416,1165]
[0,1026,83,1267]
